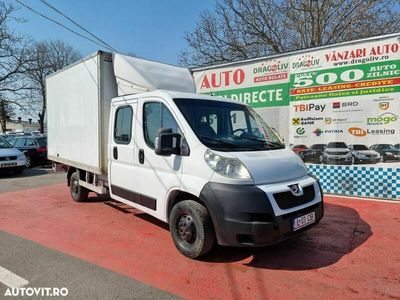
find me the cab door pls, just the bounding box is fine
[109,100,140,208]
[109,98,184,221]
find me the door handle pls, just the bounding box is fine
[139,149,144,164]
[113,146,118,160]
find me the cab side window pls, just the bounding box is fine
[143,102,179,149]
[114,106,133,144]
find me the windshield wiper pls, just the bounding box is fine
[237,136,284,149]
[199,135,241,149]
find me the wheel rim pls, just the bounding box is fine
[177,214,197,244]
[25,156,31,168]
[71,178,79,198]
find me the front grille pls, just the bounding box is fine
[326,151,347,156]
[273,185,315,209]
[0,156,17,161]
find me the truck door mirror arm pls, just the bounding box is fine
[154,128,189,156]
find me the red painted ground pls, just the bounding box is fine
[0,183,399,299]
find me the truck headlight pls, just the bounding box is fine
[204,149,251,179]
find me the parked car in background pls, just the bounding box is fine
[348,144,380,164]
[290,145,318,163]
[370,144,400,162]
[290,144,308,153]
[0,136,26,174]
[9,136,48,168]
[322,142,352,165]
[309,144,327,164]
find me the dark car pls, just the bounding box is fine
[10,136,48,167]
[322,142,352,165]
[309,144,327,164]
[370,144,400,162]
[394,144,400,150]
[291,145,318,163]
[348,144,380,164]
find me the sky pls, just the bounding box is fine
[6,0,216,65]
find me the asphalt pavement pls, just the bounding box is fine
[0,168,178,299]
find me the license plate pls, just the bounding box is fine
[292,212,315,231]
[334,156,341,159]
[0,162,17,168]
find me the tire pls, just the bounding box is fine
[13,166,25,175]
[24,153,32,168]
[380,156,385,163]
[69,171,89,202]
[351,157,355,165]
[169,200,215,259]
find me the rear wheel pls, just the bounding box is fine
[69,171,89,202]
[24,153,32,168]
[169,200,215,259]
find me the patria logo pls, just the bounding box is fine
[313,128,343,136]
[367,112,398,125]
[296,127,305,135]
[313,128,323,136]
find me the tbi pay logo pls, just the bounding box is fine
[293,103,325,112]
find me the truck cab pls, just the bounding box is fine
[107,90,323,258]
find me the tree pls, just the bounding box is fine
[180,0,400,67]
[0,2,32,133]
[27,40,80,133]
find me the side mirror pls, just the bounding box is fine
[155,128,182,156]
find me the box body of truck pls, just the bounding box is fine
[47,51,117,174]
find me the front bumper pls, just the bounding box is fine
[355,156,380,164]
[324,155,352,164]
[0,158,26,169]
[199,177,323,247]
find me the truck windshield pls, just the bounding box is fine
[173,98,284,152]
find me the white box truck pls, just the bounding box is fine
[47,51,324,258]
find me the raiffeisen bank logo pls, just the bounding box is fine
[313,128,323,136]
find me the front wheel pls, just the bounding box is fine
[169,200,215,259]
[69,171,89,202]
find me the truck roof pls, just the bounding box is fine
[111,89,242,106]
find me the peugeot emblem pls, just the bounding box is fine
[288,184,304,196]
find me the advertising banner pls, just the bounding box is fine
[193,34,400,200]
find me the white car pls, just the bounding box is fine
[0,137,27,174]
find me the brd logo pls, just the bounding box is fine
[348,127,367,137]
